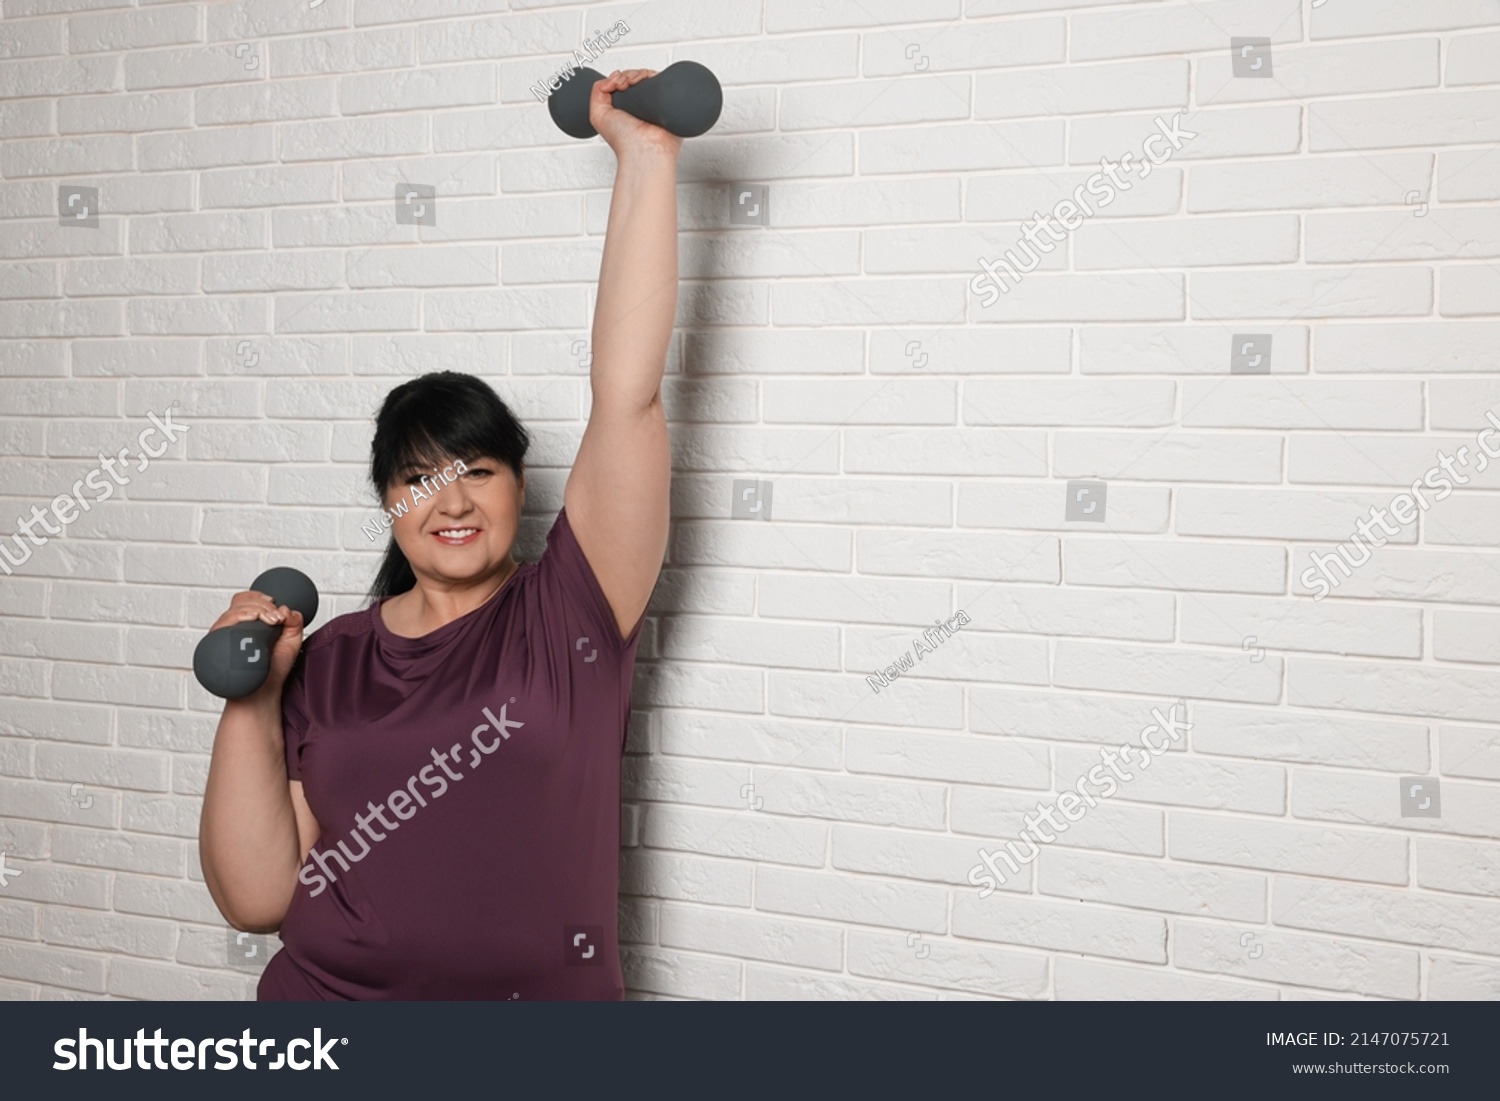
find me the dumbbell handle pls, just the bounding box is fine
[193,567,319,700]
[548,60,723,140]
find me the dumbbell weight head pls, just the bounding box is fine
[193,567,319,700]
[547,60,723,139]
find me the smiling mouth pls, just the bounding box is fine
[433,527,480,544]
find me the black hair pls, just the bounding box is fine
[366,372,530,602]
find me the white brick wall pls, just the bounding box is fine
[1,0,1498,1002]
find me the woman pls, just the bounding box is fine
[198,70,678,1000]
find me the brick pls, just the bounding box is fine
[1180,594,1421,658]
[854,623,1050,686]
[1440,149,1500,202]
[784,74,970,130]
[833,824,1031,891]
[744,964,933,1000]
[845,727,1049,786]
[0,944,106,994]
[846,930,1048,998]
[271,26,414,78]
[107,958,251,1001]
[765,0,960,32]
[1428,956,1500,998]
[1292,767,1500,838]
[1292,546,1500,605]
[1289,659,1500,724]
[658,713,841,770]
[1311,91,1500,150]
[1178,488,1419,542]
[39,909,175,960]
[966,379,1176,426]
[968,479,1173,533]
[1053,431,1281,482]
[1170,809,1409,884]
[1073,213,1297,270]
[1070,105,1300,165]
[749,767,947,830]
[642,804,825,867]
[1056,957,1273,1000]
[970,167,1182,221]
[1198,38,1438,105]
[1291,435,1500,490]
[1308,209,1500,263]
[1055,743,1285,813]
[659,903,842,971]
[1417,837,1500,896]
[858,528,1058,585]
[620,851,753,907]
[1040,849,1266,919]
[862,121,1064,174]
[1311,0,1500,39]
[1174,919,1418,998]
[1272,876,1500,955]
[952,892,1166,962]
[1435,610,1500,663]
[978,59,1186,119]
[974,273,1185,323]
[1316,322,1500,373]
[1440,725,1500,780]
[1190,268,1433,319]
[1190,703,1427,772]
[958,583,1173,642]
[756,868,946,933]
[1189,153,1432,213]
[865,17,1062,76]
[1054,640,1283,705]
[1066,539,1285,594]
[952,784,1164,857]
[1443,265,1500,317]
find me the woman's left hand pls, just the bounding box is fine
[589,69,684,159]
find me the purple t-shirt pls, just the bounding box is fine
[257,507,644,1001]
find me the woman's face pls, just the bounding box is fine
[384,455,525,586]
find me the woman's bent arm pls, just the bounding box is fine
[200,694,308,931]
[197,597,318,932]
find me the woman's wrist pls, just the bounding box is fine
[223,691,285,740]
[611,138,682,168]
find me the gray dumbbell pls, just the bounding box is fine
[193,567,319,700]
[547,60,723,139]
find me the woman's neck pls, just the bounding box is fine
[380,558,519,638]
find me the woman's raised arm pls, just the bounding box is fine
[563,68,681,641]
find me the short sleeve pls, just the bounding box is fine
[279,653,311,782]
[535,506,647,655]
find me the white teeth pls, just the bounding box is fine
[436,528,476,538]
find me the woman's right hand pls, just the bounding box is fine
[208,592,306,700]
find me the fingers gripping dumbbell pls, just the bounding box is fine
[193,567,319,700]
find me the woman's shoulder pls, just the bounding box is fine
[298,603,376,657]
